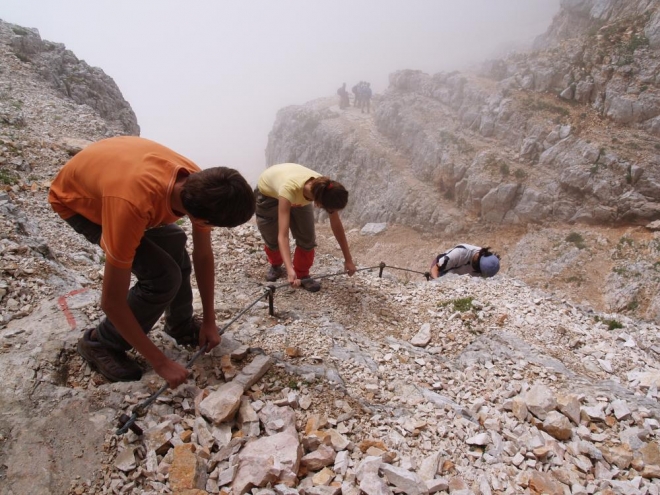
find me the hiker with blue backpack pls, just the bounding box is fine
[430,244,500,279]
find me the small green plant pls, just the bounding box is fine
[522,97,570,118]
[595,316,624,330]
[566,275,584,286]
[616,55,635,66]
[612,266,628,276]
[627,300,639,311]
[287,379,299,390]
[626,171,633,184]
[655,143,660,150]
[0,169,19,185]
[499,162,510,177]
[640,85,649,92]
[514,169,527,180]
[566,232,586,249]
[11,26,29,36]
[176,218,185,226]
[99,254,106,264]
[618,236,634,247]
[590,164,599,174]
[439,297,474,312]
[607,319,623,330]
[627,34,649,52]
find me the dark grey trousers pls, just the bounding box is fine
[255,191,316,251]
[65,214,193,351]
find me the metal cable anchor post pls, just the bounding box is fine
[266,285,276,316]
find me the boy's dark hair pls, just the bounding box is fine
[181,167,255,227]
[310,177,348,211]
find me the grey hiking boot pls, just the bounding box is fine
[77,328,142,382]
[266,264,285,282]
[300,276,321,293]
[165,316,201,347]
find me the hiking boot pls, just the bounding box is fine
[165,317,200,347]
[77,328,142,382]
[300,276,321,293]
[266,264,285,282]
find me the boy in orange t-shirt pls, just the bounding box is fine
[49,136,255,388]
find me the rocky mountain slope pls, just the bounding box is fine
[2,7,660,495]
[265,0,660,326]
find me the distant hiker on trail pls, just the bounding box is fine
[360,82,373,114]
[255,163,356,292]
[337,83,350,109]
[430,244,500,279]
[352,83,360,107]
[48,136,255,388]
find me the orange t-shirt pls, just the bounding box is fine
[48,136,210,269]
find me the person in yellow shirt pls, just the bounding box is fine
[49,136,255,388]
[255,163,356,291]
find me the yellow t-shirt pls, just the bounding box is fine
[257,163,321,207]
[48,136,210,269]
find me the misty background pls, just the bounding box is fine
[2,1,560,185]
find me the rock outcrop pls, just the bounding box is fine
[266,0,660,230]
[3,20,139,135]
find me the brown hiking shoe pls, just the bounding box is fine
[300,276,321,292]
[165,317,200,347]
[77,328,142,382]
[266,264,285,282]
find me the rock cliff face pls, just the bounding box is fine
[266,0,660,231]
[3,20,139,135]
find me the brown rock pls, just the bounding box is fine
[358,439,388,453]
[199,381,243,425]
[448,477,467,491]
[286,346,302,357]
[440,459,455,473]
[312,467,335,486]
[642,465,660,479]
[529,471,563,495]
[556,394,580,425]
[542,411,573,441]
[602,444,633,469]
[604,416,617,427]
[512,397,528,422]
[220,355,237,380]
[169,444,206,492]
[532,445,553,460]
[365,447,385,457]
[305,415,329,435]
[301,445,336,471]
[641,441,660,466]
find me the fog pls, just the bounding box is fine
[2,1,560,184]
